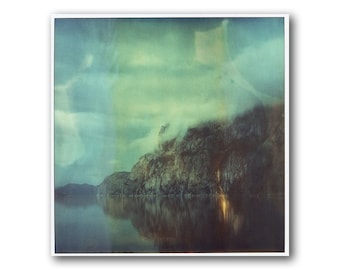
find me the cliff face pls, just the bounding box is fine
[96,172,135,196]
[99,104,284,197]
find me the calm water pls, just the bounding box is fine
[55,195,284,253]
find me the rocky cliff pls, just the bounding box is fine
[98,103,284,197]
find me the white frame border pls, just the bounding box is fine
[50,13,290,257]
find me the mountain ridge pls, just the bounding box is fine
[96,103,284,198]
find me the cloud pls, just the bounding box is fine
[54,110,85,167]
[112,37,284,168]
[54,110,118,185]
[232,37,284,98]
[81,54,94,69]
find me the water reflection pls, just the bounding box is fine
[55,194,284,253]
[55,202,112,253]
[97,195,284,252]
[218,195,244,235]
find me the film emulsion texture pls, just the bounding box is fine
[54,17,286,254]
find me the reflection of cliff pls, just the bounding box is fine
[98,196,284,252]
[98,103,284,197]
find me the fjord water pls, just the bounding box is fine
[55,195,284,253]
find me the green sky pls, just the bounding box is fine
[54,17,285,186]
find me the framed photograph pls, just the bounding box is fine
[51,14,289,256]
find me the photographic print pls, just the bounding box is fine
[52,15,289,255]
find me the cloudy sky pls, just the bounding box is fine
[54,17,285,187]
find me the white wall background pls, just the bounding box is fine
[0,1,339,269]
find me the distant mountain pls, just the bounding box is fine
[97,103,284,198]
[55,183,97,197]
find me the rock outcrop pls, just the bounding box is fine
[96,171,136,196]
[98,103,284,197]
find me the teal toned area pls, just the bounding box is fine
[54,17,284,187]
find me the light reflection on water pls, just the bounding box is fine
[55,194,284,253]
